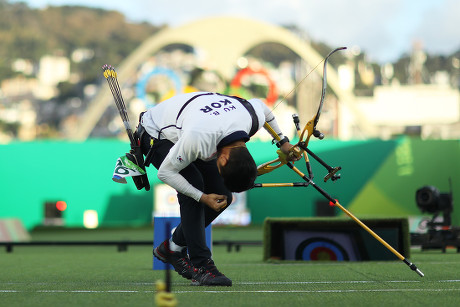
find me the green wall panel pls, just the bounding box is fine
[248,139,399,223]
[348,138,460,225]
[0,140,155,230]
[1,138,458,230]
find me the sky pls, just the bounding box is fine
[12,0,460,64]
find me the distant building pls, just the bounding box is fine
[36,55,70,100]
[1,76,37,97]
[354,84,460,139]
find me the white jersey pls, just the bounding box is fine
[140,92,284,202]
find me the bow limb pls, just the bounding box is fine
[299,47,347,146]
[259,45,345,177]
[257,122,304,175]
[257,122,285,175]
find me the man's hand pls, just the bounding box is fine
[200,193,228,212]
[280,143,302,162]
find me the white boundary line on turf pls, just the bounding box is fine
[1,279,460,287]
[2,280,460,294]
[176,289,460,294]
[227,261,460,266]
[211,280,460,285]
[2,288,460,294]
[237,281,417,285]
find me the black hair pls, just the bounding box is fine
[219,146,257,192]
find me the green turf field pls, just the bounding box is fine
[1,226,459,307]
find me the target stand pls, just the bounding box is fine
[263,217,410,261]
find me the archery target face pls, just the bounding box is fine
[283,230,360,261]
[295,238,348,261]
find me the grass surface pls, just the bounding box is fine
[1,226,459,307]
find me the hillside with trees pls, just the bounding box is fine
[0,0,162,83]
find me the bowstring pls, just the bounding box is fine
[268,58,325,116]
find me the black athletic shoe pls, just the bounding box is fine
[153,240,194,280]
[191,259,232,286]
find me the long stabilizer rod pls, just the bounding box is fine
[333,200,424,277]
[284,161,424,277]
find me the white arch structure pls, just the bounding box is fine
[71,16,376,140]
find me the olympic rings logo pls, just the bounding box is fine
[136,66,278,108]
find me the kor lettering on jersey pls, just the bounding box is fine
[200,99,237,116]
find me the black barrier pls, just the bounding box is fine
[0,240,262,253]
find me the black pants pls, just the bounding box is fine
[141,136,233,266]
